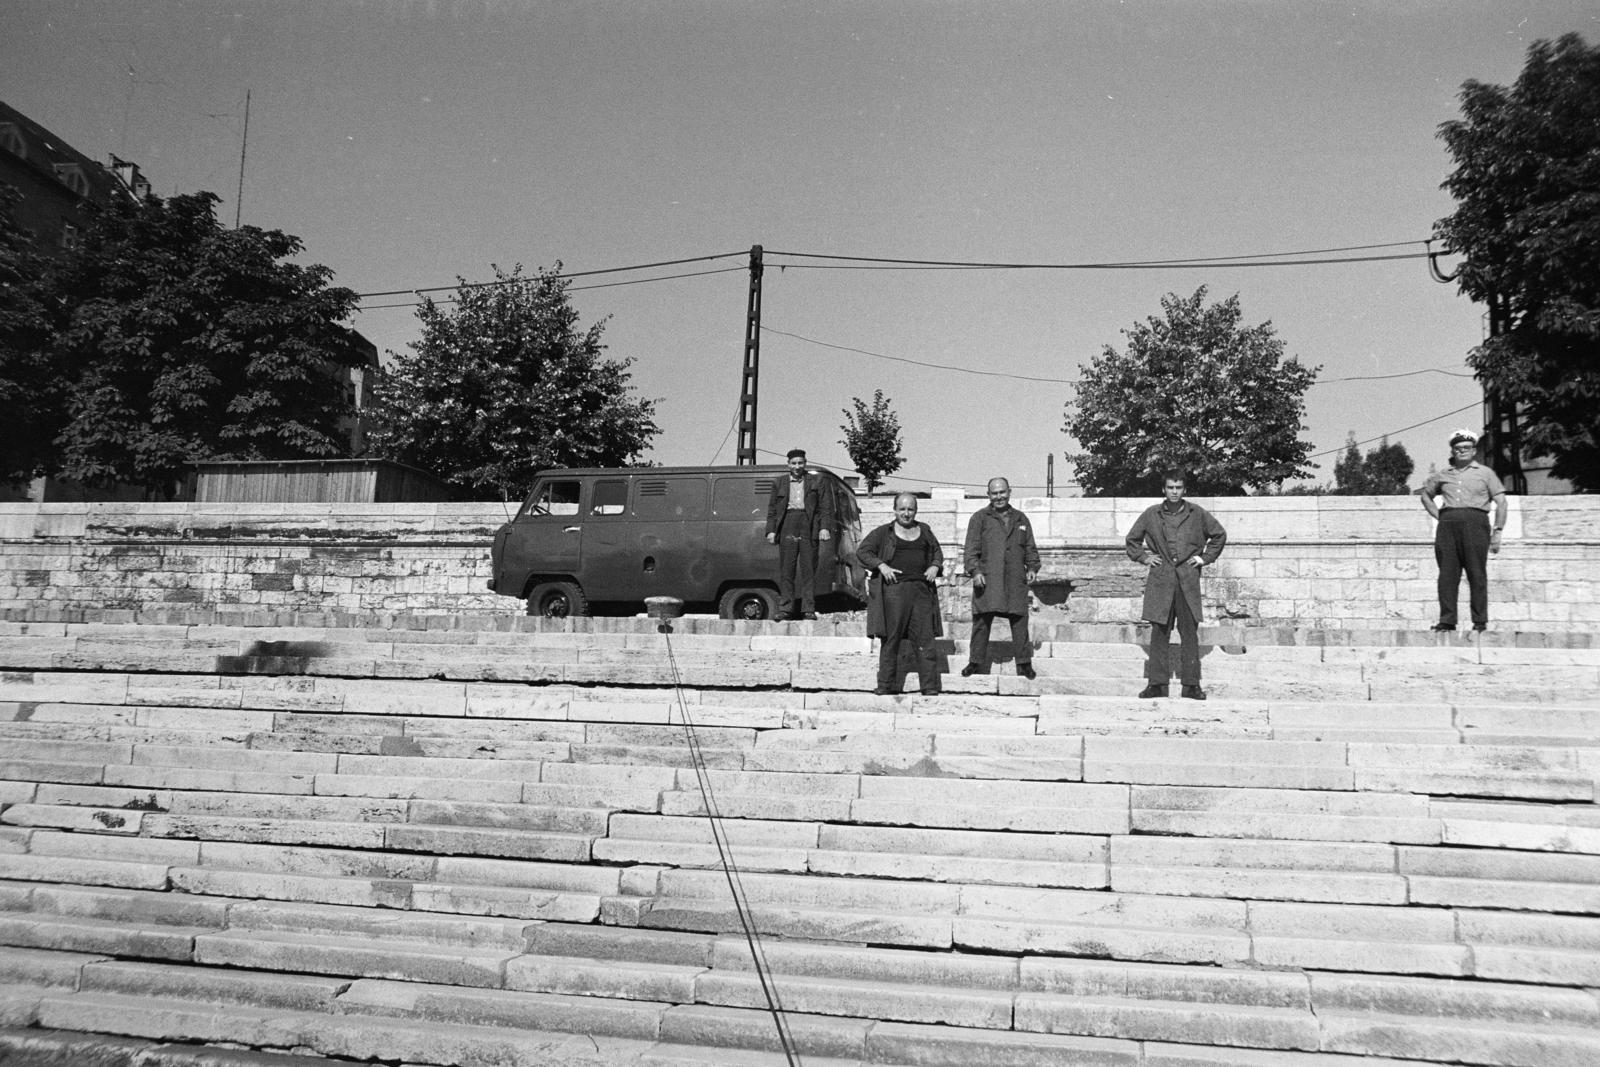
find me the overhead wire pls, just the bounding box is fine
[355,266,747,312]
[765,242,1430,271]
[352,250,749,299]
[761,326,1475,387]
[352,238,1433,305]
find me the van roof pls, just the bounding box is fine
[532,465,844,478]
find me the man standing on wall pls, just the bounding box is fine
[765,448,833,621]
[961,477,1040,679]
[1125,470,1228,700]
[1418,429,1507,633]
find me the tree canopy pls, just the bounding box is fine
[0,187,59,487]
[365,264,659,500]
[838,390,904,494]
[1,189,365,493]
[1064,287,1319,496]
[1435,32,1600,491]
[1331,434,1414,495]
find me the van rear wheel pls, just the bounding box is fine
[719,587,778,621]
[526,581,587,618]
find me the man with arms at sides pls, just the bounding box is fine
[765,448,833,621]
[1125,470,1228,700]
[857,492,944,695]
[961,477,1039,679]
[1417,428,1508,633]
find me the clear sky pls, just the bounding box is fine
[4,1,1596,492]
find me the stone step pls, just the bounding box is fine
[30,988,663,1066]
[7,634,1595,704]
[9,676,1600,755]
[9,616,1600,656]
[12,957,1511,1067]
[0,1027,374,1067]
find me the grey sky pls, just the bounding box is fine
[5,0,1595,490]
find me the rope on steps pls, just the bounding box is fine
[660,616,802,1066]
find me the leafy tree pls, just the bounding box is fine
[1064,287,1319,496]
[0,186,60,487]
[1435,32,1600,491]
[838,389,904,494]
[1331,433,1414,495]
[38,191,364,493]
[366,264,659,499]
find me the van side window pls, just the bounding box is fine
[590,479,627,516]
[635,477,707,521]
[715,477,771,518]
[528,480,581,516]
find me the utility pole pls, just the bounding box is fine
[1482,293,1527,494]
[1429,244,1524,494]
[735,244,763,466]
[234,89,251,228]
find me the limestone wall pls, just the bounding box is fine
[1,496,1596,630]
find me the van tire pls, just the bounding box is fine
[719,586,778,621]
[526,581,587,618]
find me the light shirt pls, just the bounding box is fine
[1423,462,1506,511]
[787,476,806,511]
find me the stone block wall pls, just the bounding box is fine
[1,496,1596,630]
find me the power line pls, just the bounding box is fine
[355,266,746,312]
[766,241,1430,271]
[763,325,1475,387]
[762,326,1078,384]
[353,250,748,300]
[1307,401,1480,460]
[353,239,1432,304]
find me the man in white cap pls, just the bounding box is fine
[1417,429,1507,632]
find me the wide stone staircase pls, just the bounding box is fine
[1,613,1597,1066]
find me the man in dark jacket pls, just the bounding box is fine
[961,477,1040,678]
[1124,470,1228,699]
[765,448,834,620]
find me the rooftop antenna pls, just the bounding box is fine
[234,89,251,228]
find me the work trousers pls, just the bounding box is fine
[877,581,940,693]
[1436,507,1491,627]
[777,510,816,616]
[1147,591,1201,686]
[968,611,1032,669]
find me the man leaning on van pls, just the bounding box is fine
[765,448,834,621]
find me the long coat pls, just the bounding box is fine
[857,520,945,638]
[1124,501,1227,624]
[765,472,834,540]
[963,505,1040,616]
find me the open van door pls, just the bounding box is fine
[815,471,867,607]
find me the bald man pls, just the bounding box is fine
[961,477,1039,679]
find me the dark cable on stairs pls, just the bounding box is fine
[655,605,803,1066]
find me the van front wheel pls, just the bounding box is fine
[719,587,778,621]
[526,581,587,618]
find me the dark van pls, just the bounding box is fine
[488,465,865,619]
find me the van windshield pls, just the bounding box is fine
[520,479,581,517]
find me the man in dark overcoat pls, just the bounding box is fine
[765,448,834,620]
[961,477,1040,678]
[1124,470,1227,699]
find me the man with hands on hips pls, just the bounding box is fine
[1124,470,1228,700]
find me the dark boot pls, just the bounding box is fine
[1181,685,1207,700]
[960,663,989,677]
[1138,683,1168,699]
